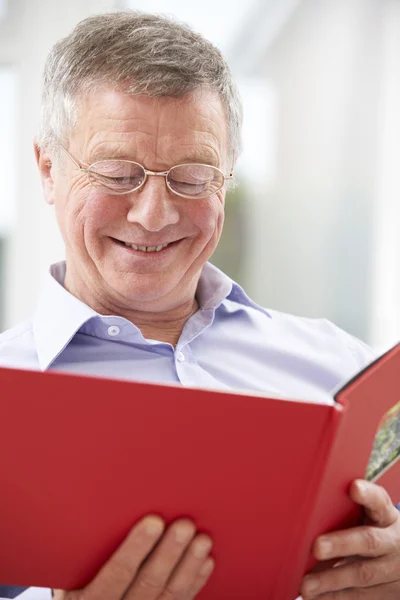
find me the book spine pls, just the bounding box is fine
[269,403,345,600]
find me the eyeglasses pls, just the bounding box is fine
[59,145,233,199]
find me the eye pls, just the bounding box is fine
[167,165,223,197]
[169,179,208,193]
[88,161,145,192]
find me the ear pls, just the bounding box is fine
[34,140,56,206]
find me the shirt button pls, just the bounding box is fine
[107,325,120,337]
[177,351,185,362]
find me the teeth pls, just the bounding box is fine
[124,242,170,252]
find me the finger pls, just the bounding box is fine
[186,557,215,600]
[312,522,398,560]
[301,554,400,597]
[126,519,196,599]
[350,480,399,527]
[309,557,352,574]
[158,533,213,599]
[302,580,400,599]
[84,516,165,600]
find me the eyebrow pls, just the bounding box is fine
[88,148,220,167]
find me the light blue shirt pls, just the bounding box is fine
[0,261,375,402]
[0,260,376,600]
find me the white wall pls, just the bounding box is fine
[0,0,121,329]
[369,0,400,349]
[236,0,400,346]
[0,67,16,237]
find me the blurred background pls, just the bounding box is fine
[1,0,399,351]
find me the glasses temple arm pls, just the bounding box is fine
[59,144,84,170]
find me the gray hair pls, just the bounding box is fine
[38,11,243,167]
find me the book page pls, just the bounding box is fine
[366,401,400,481]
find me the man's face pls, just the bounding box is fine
[39,87,228,312]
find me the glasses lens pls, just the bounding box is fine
[88,161,145,194]
[167,164,224,198]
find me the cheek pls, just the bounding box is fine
[188,193,225,235]
[83,193,121,228]
[54,178,120,244]
[53,175,91,230]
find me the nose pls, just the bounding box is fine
[126,175,180,231]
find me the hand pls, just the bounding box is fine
[300,480,400,599]
[53,515,214,600]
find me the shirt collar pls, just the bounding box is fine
[198,262,272,318]
[33,260,271,371]
[33,262,97,371]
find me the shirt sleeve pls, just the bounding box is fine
[1,589,52,600]
[332,324,377,370]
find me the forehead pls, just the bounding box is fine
[70,86,228,167]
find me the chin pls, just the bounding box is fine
[111,279,175,305]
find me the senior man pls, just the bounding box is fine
[0,10,399,600]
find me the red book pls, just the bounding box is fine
[0,344,399,600]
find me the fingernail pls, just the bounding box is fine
[175,523,194,543]
[318,538,333,558]
[200,558,215,577]
[145,516,164,536]
[303,575,319,594]
[357,480,368,496]
[193,538,212,559]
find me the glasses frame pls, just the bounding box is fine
[59,145,234,200]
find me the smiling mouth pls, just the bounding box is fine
[112,238,180,253]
